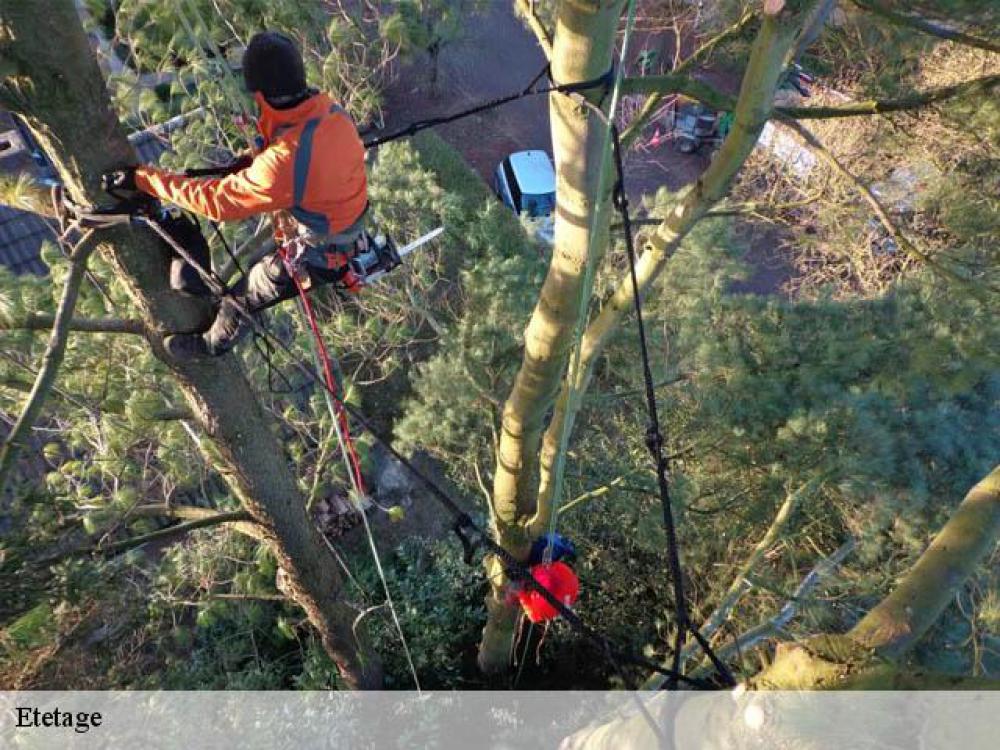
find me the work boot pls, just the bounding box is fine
[163,333,212,361]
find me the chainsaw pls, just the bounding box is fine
[349,226,445,286]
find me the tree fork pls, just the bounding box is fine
[0,0,381,688]
[535,1,821,529]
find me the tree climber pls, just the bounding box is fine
[103,31,369,360]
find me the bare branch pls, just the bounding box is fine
[790,0,838,61]
[692,538,856,679]
[783,119,998,299]
[619,72,735,111]
[679,9,757,77]
[680,478,820,668]
[703,191,824,217]
[0,233,96,494]
[0,312,147,336]
[37,510,256,564]
[850,0,1000,54]
[621,10,756,148]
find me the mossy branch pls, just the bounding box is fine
[782,74,1000,119]
[622,73,999,123]
[849,464,1000,660]
[0,313,147,336]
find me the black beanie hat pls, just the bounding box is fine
[242,31,308,106]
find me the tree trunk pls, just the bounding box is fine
[480,0,624,674]
[0,0,381,688]
[537,2,814,520]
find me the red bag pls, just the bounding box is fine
[516,561,580,623]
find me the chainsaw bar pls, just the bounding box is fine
[397,226,445,258]
[363,226,445,284]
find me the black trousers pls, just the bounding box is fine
[162,216,345,354]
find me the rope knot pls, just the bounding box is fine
[645,426,664,454]
[613,182,628,212]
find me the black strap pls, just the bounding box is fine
[609,122,736,688]
[363,65,613,150]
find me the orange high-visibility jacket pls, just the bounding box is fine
[135,92,368,238]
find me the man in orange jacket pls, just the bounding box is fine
[105,31,369,360]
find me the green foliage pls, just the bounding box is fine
[4,0,999,690]
[3,603,54,650]
[392,136,545,476]
[309,538,488,688]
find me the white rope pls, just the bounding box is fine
[298,299,423,693]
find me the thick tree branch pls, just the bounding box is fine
[749,466,999,689]
[131,503,264,540]
[849,465,1000,660]
[783,119,998,299]
[0,312,147,335]
[0,233,96,495]
[513,0,553,59]
[483,0,628,673]
[851,0,1000,54]
[781,73,1000,119]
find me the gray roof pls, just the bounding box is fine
[0,206,52,275]
[0,109,198,276]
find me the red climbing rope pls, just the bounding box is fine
[284,258,367,496]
